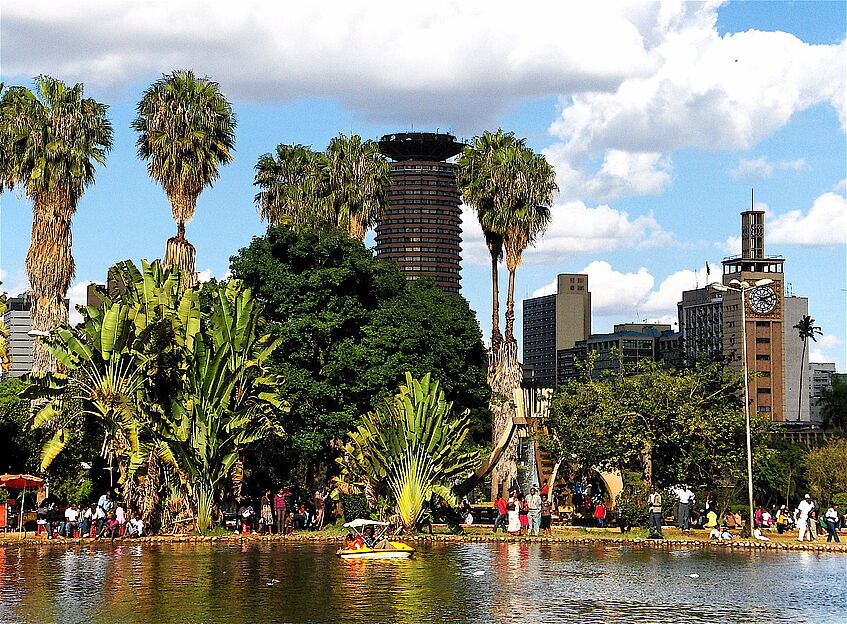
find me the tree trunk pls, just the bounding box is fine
[488,341,522,500]
[643,439,653,487]
[504,266,518,343]
[194,480,215,534]
[798,339,807,422]
[348,219,366,241]
[163,224,199,287]
[490,248,502,351]
[26,195,75,375]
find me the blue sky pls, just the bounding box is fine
[2,1,845,370]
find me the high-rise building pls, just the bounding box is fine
[783,296,810,422]
[375,132,465,294]
[522,274,591,388]
[2,296,33,377]
[677,286,724,362]
[721,209,786,421]
[809,362,836,423]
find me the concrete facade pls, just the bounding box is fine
[809,362,836,423]
[2,296,33,377]
[522,274,591,389]
[782,296,810,422]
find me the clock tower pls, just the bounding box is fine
[721,209,786,421]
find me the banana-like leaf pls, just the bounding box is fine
[40,428,67,470]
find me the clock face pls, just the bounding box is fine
[749,285,777,314]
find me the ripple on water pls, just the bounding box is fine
[0,542,843,624]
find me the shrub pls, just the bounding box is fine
[339,492,371,522]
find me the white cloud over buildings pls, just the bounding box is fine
[730,156,807,179]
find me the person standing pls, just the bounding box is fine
[313,487,326,530]
[492,493,509,533]
[593,500,607,528]
[674,485,694,531]
[540,493,553,537]
[95,491,112,537]
[796,494,814,542]
[527,487,542,536]
[274,488,287,535]
[517,493,529,535]
[648,486,664,539]
[260,490,273,534]
[507,491,521,535]
[824,505,840,543]
[115,503,126,536]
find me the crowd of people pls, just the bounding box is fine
[230,486,328,535]
[492,486,558,537]
[35,490,145,539]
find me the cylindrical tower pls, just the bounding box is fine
[376,132,465,294]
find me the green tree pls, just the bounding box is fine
[229,227,489,481]
[546,359,764,489]
[337,373,481,528]
[133,70,236,282]
[805,437,847,504]
[323,133,390,240]
[254,143,330,228]
[818,375,847,431]
[792,315,821,421]
[0,76,113,374]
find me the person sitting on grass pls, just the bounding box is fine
[126,515,145,537]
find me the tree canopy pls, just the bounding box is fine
[228,226,490,480]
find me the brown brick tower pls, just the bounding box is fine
[376,132,465,294]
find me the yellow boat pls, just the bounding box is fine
[336,519,416,559]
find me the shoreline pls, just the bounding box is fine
[1,531,844,553]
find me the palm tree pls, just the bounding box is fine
[254,143,330,228]
[323,133,390,240]
[497,144,557,343]
[793,315,822,421]
[132,70,236,283]
[0,76,113,375]
[457,129,522,352]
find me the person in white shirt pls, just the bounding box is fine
[126,515,145,537]
[115,504,126,533]
[824,505,840,543]
[674,485,695,531]
[796,494,814,542]
[61,504,80,537]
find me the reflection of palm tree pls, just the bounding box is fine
[133,70,236,284]
[0,76,113,374]
[793,315,821,421]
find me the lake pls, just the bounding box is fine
[0,541,843,623]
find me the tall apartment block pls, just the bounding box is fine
[2,296,33,377]
[375,132,464,295]
[783,296,810,422]
[522,274,591,388]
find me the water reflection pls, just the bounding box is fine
[0,542,843,624]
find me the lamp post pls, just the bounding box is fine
[711,277,773,537]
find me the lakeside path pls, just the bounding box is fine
[2,527,845,553]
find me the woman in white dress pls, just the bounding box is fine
[507,493,521,534]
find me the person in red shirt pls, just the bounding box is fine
[492,493,509,533]
[594,501,607,528]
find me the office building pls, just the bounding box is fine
[375,132,465,294]
[557,323,681,381]
[783,296,810,422]
[522,274,591,388]
[2,296,33,377]
[809,362,836,423]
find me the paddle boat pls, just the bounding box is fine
[336,519,416,559]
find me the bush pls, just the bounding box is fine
[339,492,371,522]
[832,492,847,509]
[615,484,648,532]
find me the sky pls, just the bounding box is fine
[2,0,845,370]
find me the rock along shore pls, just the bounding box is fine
[3,532,845,554]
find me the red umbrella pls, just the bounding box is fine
[0,474,46,533]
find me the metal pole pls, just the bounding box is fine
[740,286,755,536]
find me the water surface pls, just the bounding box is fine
[0,541,842,623]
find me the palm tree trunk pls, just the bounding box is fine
[798,339,807,422]
[488,341,522,500]
[348,219,366,241]
[489,248,503,352]
[26,195,74,375]
[504,265,518,344]
[163,222,198,287]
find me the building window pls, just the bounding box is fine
[755,321,770,327]
[757,406,772,413]
[756,338,770,344]
[756,354,770,361]
[759,371,771,377]
[757,387,771,394]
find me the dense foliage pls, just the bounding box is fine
[337,373,481,528]
[805,437,847,503]
[229,226,490,483]
[545,358,767,489]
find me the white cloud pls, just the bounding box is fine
[579,260,654,316]
[730,156,806,179]
[67,280,94,325]
[197,269,214,283]
[462,200,673,267]
[769,191,847,247]
[546,7,845,200]
[834,179,847,193]
[816,334,843,351]
[2,0,661,129]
